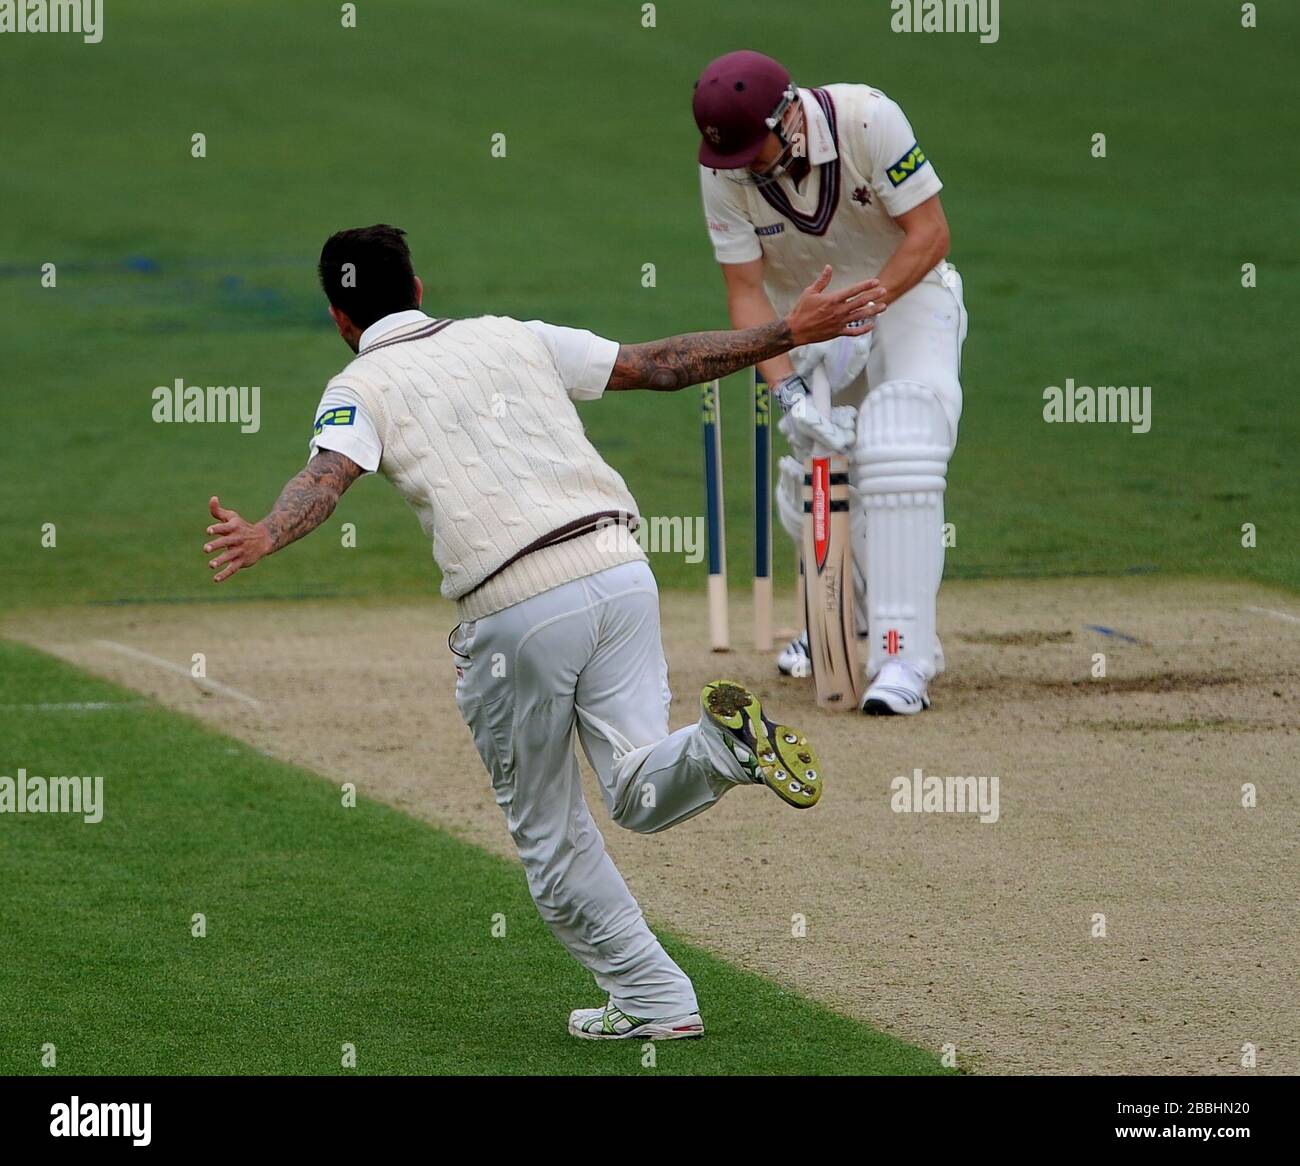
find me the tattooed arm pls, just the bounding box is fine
[606,265,887,391]
[203,449,364,583]
[609,319,800,392]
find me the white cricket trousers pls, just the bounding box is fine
[450,560,744,1018]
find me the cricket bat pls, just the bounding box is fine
[801,366,861,709]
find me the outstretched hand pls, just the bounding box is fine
[203,496,271,583]
[785,266,887,346]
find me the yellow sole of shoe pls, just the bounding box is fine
[702,680,822,809]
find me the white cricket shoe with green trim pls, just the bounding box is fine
[568,1000,705,1041]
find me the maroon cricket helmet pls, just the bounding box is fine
[693,50,793,169]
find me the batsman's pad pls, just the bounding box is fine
[853,380,954,681]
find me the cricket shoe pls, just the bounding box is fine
[568,1000,704,1041]
[701,679,822,808]
[861,661,930,716]
[776,631,811,678]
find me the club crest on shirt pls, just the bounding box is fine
[887,142,928,186]
[313,405,356,435]
[852,185,872,206]
[755,222,785,237]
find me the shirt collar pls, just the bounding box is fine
[797,87,837,165]
[358,309,430,353]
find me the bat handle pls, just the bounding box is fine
[809,365,833,414]
[809,365,834,457]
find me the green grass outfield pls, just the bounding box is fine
[0,641,948,1075]
[1,0,1296,609]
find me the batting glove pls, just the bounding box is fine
[790,334,873,394]
[773,373,810,414]
[779,397,858,455]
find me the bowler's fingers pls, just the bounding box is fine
[209,495,235,523]
[211,549,246,582]
[804,265,833,295]
[838,277,883,301]
[203,533,240,554]
[838,320,877,337]
[843,300,885,324]
[843,296,885,319]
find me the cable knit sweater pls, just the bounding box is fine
[334,315,646,619]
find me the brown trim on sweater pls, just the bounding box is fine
[461,510,638,599]
[360,318,456,355]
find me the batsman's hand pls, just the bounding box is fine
[204,496,271,583]
[785,266,886,346]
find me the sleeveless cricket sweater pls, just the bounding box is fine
[334,315,645,620]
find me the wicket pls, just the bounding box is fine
[752,372,773,651]
[701,368,773,653]
[701,378,729,651]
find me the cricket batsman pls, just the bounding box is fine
[693,50,968,715]
[201,225,883,1040]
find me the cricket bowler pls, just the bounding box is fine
[693,50,968,714]
[201,225,884,1040]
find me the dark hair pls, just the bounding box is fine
[318,224,419,331]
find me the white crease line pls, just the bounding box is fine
[1244,606,1300,626]
[0,701,147,711]
[93,640,263,708]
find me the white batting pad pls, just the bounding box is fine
[853,380,954,680]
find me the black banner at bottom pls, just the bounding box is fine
[0,1073,1292,1150]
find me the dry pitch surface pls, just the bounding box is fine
[10,576,1297,1075]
